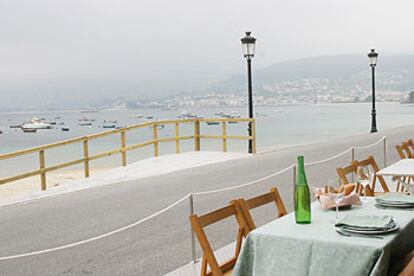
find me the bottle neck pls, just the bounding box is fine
[297,157,307,186]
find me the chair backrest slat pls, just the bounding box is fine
[197,204,238,227]
[396,144,408,159]
[235,187,287,230]
[336,161,358,185]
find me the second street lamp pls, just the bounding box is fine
[241,31,256,153]
[368,48,378,133]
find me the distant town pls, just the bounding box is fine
[117,77,413,109]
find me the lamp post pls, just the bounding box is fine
[368,48,378,133]
[241,31,256,153]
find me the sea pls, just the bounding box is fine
[0,102,413,175]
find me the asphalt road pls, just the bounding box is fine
[0,126,410,276]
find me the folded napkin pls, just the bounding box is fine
[376,194,414,204]
[335,214,393,229]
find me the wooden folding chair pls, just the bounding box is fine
[354,155,391,195]
[189,203,250,276]
[336,162,363,194]
[233,187,287,231]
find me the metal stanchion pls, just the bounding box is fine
[189,193,197,263]
[351,147,355,182]
[293,165,296,185]
[383,137,387,167]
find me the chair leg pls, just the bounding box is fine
[201,256,208,276]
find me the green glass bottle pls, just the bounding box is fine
[295,156,311,224]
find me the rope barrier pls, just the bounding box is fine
[0,194,191,261]
[304,147,352,167]
[353,136,386,150]
[192,165,295,196]
[0,136,388,260]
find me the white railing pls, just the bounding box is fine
[0,136,388,263]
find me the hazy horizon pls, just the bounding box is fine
[1,0,414,109]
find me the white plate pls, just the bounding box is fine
[338,222,399,235]
[376,201,414,208]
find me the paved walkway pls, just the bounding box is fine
[0,126,411,275]
[0,151,249,207]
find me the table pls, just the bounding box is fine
[233,199,414,276]
[377,159,414,177]
[377,159,414,193]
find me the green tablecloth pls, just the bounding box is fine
[233,199,414,276]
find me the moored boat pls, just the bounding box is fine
[21,128,37,133]
[102,124,117,129]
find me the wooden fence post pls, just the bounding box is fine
[83,138,90,178]
[121,130,127,166]
[194,120,200,151]
[251,119,257,154]
[39,150,46,191]
[222,121,227,152]
[175,122,180,154]
[153,123,159,157]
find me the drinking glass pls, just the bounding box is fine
[327,179,345,224]
[357,167,372,205]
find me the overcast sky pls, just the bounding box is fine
[0,0,413,105]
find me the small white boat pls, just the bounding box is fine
[102,124,116,129]
[21,128,37,133]
[129,114,143,118]
[231,111,242,118]
[78,118,95,122]
[21,118,53,130]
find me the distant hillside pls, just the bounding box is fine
[213,54,414,93]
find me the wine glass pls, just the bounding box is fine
[327,179,345,224]
[357,166,372,205]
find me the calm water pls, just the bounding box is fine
[0,103,413,173]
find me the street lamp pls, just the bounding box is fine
[241,31,256,153]
[368,48,378,133]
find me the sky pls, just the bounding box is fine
[0,0,413,107]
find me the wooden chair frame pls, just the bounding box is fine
[336,162,363,194]
[407,139,414,156]
[189,203,250,276]
[337,156,390,196]
[355,155,390,194]
[396,144,408,159]
[233,187,287,231]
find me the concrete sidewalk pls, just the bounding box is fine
[0,151,249,207]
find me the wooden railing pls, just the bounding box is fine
[0,118,256,191]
